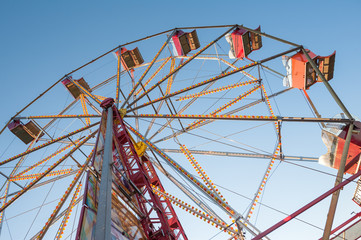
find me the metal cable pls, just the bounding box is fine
[140,118,269,155]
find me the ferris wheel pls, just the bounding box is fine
[0,24,359,240]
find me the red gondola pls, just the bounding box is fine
[283,50,336,89]
[225,26,262,59]
[171,30,200,56]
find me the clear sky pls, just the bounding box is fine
[1,1,361,240]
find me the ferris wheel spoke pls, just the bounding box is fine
[15,114,101,120]
[155,58,187,132]
[8,139,38,183]
[143,99,167,138]
[219,58,259,81]
[130,87,265,142]
[81,95,108,128]
[128,26,237,109]
[10,139,79,179]
[9,169,73,182]
[157,85,186,131]
[127,113,352,123]
[0,182,10,232]
[153,187,242,238]
[41,98,79,131]
[7,117,55,181]
[180,145,228,203]
[135,57,172,96]
[143,58,177,137]
[79,94,91,126]
[0,131,49,223]
[121,63,164,117]
[36,138,95,146]
[190,124,274,156]
[115,47,122,108]
[165,58,177,96]
[150,156,225,221]
[186,85,261,130]
[121,30,176,109]
[0,132,95,214]
[149,79,223,141]
[261,84,280,134]
[55,180,82,240]
[30,170,80,191]
[147,57,240,141]
[0,170,80,202]
[177,80,258,102]
[89,58,171,93]
[245,142,281,223]
[128,62,259,112]
[84,96,102,115]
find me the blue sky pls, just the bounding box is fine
[1,1,361,117]
[1,1,361,239]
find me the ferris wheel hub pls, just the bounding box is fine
[100,97,115,109]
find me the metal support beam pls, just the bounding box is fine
[252,167,361,240]
[15,114,101,120]
[322,123,354,239]
[150,155,224,220]
[319,212,361,240]
[94,106,113,240]
[161,149,318,162]
[116,47,121,108]
[125,114,352,123]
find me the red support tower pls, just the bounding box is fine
[111,101,188,240]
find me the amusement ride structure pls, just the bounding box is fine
[0,24,360,239]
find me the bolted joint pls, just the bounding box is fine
[100,98,115,109]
